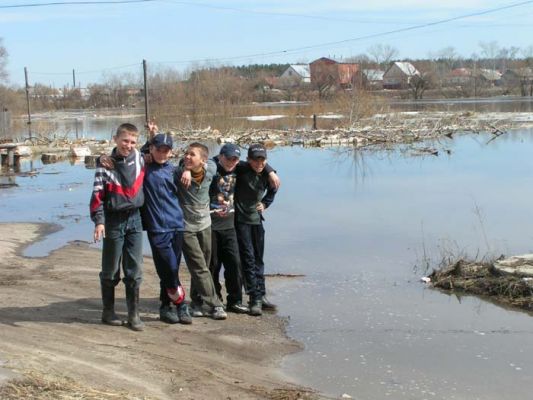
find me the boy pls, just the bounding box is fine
[176,143,227,320]
[141,132,191,325]
[90,123,145,331]
[209,143,280,314]
[234,143,278,316]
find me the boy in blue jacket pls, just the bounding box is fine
[141,132,191,324]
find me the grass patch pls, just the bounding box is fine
[0,371,153,400]
[429,258,533,311]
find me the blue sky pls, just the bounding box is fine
[2,0,533,87]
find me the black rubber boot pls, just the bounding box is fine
[261,296,277,311]
[249,299,263,316]
[125,285,144,331]
[101,283,122,326]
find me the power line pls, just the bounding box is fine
[13,0,533,77]
[163,0,418,26]
[30,63,141,76]
[0,0,157,9]
[154,0,533,65]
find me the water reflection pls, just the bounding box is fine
[262,132,533,399]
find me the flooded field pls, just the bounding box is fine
[6,96,533,137]
[265,131,533,399]
[1,120,533,399]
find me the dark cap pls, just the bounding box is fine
[151,133,173,149]
[219,143,241,158]
[248,143,267,159]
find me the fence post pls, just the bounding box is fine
[24,67,32,140]
[143,59,150,127]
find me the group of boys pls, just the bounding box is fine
[89,123,280,331]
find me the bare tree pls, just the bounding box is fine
[408,73,432,100]
[521,45,533,67]
[0,38,8,82]
[479,41,500,70]
[367,44,399,68]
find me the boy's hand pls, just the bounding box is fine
[256,202,266,212]
[147,119,158,138]
[94,224,105,242]
[268,171,281,190]
[181,170,192,189]
[99,155,115,170]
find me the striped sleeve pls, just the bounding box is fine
[89,167,107,225]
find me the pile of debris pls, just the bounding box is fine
[428,254,533,311]
[168,111,524,148]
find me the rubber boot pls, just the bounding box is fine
[249,298,263,316]
[101,284,122,326]
[125,285,144,331]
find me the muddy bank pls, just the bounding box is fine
[0,223,319,400]
[428,256,533,312]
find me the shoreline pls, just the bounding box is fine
[0,222,320,400]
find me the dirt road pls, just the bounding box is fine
[0,223,317,399]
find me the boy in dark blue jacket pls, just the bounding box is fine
[141,132,192,324]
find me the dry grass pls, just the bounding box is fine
[430,259,533,310]
[0,371,154,400]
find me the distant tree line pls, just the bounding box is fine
[1,39,533,122]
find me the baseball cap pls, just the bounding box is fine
[151,133,173,149]
[219,143,241,158]
[248,143,267,159]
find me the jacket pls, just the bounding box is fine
[141,161,184,232]
[89,148,145,226]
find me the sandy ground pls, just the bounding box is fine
[0,223,319,400]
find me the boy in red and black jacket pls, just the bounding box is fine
[90,123,145,331]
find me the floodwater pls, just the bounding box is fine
[7,96,533,136]
[2,125,533,399]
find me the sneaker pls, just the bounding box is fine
[160,304,179,324]
[176,302,192,325]
[211,306,227,320]
[227,302,249,314]
[190,302,206,317]
[261,296,277,311]
[249,300,262,316]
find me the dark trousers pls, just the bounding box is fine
[100,210,143,289]
[235,222,265,302]
[147,230,183,304]
[210,228,243,305]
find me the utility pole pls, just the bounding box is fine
[24,67,32,140]
[143,59,149,126]
[72,69,76,88]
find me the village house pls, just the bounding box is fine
[309,57,360,90]
[279,64,311,87]
[362,69,384,90]
[501,68,533,95]
[383,61,420,89]
[446,68,472,86]
[477,69,502,86]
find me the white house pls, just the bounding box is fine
[362,69,384,89]
[383,62,420,89]
[279,64,311,86]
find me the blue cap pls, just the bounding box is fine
[220,143,241,158]
[248,143,267,159]
[151,133,173,149]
